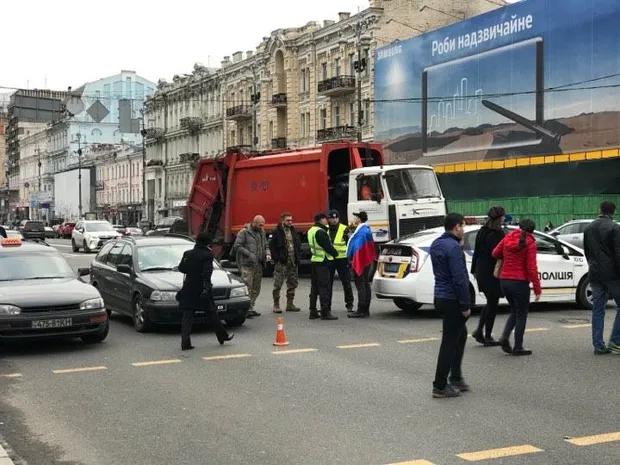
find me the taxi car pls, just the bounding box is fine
[0,237,109,342]
[84,235,251,332]
[372,225,593,313]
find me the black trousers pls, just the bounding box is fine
[329,258,355,308]
[475,292,501,338]
[353,265,372,314]
[433,298,469,390]
[309,262,333,313]
[181,304,229,348]
[500,279,531,350]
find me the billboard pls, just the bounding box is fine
[54,169,92,220]
[374,0,620,165]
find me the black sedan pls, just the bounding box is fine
[0,238,109,342]
[84,235,250,332]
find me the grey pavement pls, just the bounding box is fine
[0,239,618,465]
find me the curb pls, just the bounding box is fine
[0,443,15,465]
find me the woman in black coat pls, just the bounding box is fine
[177,232,234,350]
[470,206,506,346]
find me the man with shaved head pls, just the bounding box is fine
[232,214,271,318]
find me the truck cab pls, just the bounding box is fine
[347,164,446,244]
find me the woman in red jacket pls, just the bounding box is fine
[492,219,542,356]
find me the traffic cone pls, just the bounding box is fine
[273,316,289,346]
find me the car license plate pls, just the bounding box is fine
[216,304,225,311]
[31,318,73,329]
[384,263,400,273]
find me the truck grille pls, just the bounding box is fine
[399,215,445,237]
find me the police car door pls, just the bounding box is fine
[532,232,576,301]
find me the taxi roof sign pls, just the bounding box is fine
[0,237,22,247]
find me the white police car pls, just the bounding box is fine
[372,225,592,313]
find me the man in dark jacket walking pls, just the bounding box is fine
[583,201,620,354]
[308,212,339,320]
[269,212,302,313]
[177,232,234,350]
[430,213,471,398]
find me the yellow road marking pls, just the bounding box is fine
[398,338,440,344]
[566,432,620,446]
[271,348,318,355]
[203,354,252,361]
[337,343,381,349]
[457,445,543,461]
[386,460,436,465]
[131,359,182,367]
[0,373,22,378]
[52,366,108,374]
[562,324,591,329]
[524,327,550,333]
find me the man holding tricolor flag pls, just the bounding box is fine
[346,211,377,318]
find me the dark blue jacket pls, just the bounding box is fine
[430,232,471,309]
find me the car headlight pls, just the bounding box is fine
[0,304,21,316]
[150,290,178,302]
[80,298,104,310]
[230,285,249,298]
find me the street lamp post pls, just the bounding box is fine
[250,65,260,151]
[140,107,147,225]
[75,133,84,219]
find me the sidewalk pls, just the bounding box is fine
[0,443,15,465]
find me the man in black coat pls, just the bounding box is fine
[583,200,620,354]
[269,212,302,313]
[0,225,6,238]
[308,212,339,320]
[177,232,234,350]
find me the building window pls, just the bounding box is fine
[364,101,370,127]
[321,63,328,80]
[306,112,311,135]
[301,113,306,137]
[335,58,341,77]
[349,103,355,126]
[300,69,307,92]
[334,105,341,127]
[320,109,327,129]
[349,54,355,76]
[363,50,370,77]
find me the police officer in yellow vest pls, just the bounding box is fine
[327,209,355,312]
[308,212,339,320]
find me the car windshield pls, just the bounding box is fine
[0,253,75,281]
[6,231,22,238]
[137,243,195,271]
[85,222,114,232]
[25,222,44,231]
[384,168,442,201]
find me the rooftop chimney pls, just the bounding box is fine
[232,51,243,63]
[221,56,231,68]
[246,50,254,58]
[338,12,351,21]
[323,19,335,27]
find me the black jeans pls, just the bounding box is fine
[180,304,229,348]
[309,262,333,313]
[329,258,354,308]
[476,292,500,338]
[500,279,531,350]
[353,265,372,314]
[433,298,469,390]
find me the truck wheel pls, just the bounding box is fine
[263,262,275,278]
[393,298,423,314]
[576,275,593,309]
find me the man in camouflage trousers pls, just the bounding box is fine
[269,212,302,313]
[232,215,271,318]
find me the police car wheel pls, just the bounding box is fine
[576,276,593,310]
[224,316,246,327]
[393,298,423,314]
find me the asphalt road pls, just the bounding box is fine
[0,239,618,465]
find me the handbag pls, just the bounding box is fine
[493,259,503,278]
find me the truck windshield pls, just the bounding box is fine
[384,168,442,201]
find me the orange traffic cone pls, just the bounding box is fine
[273,316,290,346]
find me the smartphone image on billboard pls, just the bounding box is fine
[421,37,544,157]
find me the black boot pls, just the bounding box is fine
[321,311,338,320]
[347,311,369,318]
[218,333,234,345]
[309,310,320,320]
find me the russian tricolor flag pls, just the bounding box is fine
[346,223,377,276]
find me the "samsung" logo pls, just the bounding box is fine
[377,45,403,60]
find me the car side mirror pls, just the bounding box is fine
[550,231,560,236]
[116,264,133,275]
[77,267,90,277]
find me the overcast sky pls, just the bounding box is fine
[3,0,371,91]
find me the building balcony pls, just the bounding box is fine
[226,105,253,120]
[317,76,356,97]
[145,159,164,170]
[145,127,165,140]
[271,138,287,150]
[180,117,203,135]
[271,93,287,108]
[316,125,357,142]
